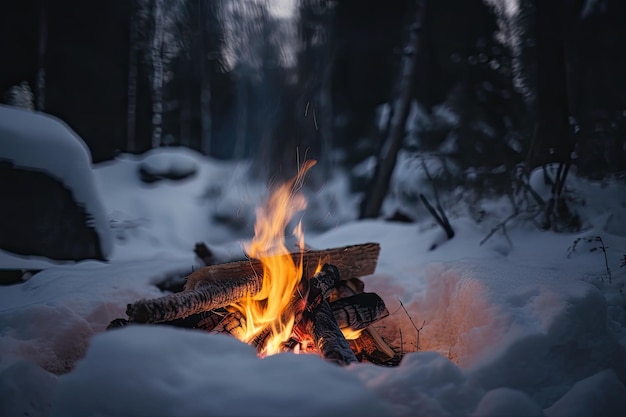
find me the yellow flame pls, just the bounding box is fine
[232,160,316,356]
[341,327,364,340]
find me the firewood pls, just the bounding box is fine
[127,244,379,324]
[184,243,380,290]
[351,328,396,363]
[330,293,389,330]
[212,310,247,340]
[157,309,228,331]
[126,274,262,323]
[251,264,340,353]
[305,299,357,365]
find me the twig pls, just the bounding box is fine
[479,210,519,246]
[398,298,426,351]
[567,236,612,283]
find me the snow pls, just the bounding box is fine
[52,327,390,417]
[0,105,112,260]
[1,148,625,417]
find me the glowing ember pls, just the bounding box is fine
[230,160,316,356]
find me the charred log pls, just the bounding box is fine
[305,299,358,365]
[350,328,396,363]
[331,293,389,330]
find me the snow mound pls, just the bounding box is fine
[0,257,195,374]
[0,359,57,417]
[545,369,626,417]
[0,104,112,259]
[138,148,199,183]
[52,326,391,417]
[472,387,544,417]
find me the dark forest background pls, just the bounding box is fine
[1,0,625,197]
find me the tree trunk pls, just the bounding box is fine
[127,4,138,152]
[199,0,212,155]
[527,0,573,167]
[530,0,578,231]
[361,0,425,218]
[36,0,47,111]
[150,0,164,148]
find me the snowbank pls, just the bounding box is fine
[52,326,391,417]
[0,105,112,259]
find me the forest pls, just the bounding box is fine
[3,0,625,181]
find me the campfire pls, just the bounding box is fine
[109,161,395,365]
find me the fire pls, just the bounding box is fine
[231,160,316,356]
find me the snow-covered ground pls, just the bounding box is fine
[1,147,626,417]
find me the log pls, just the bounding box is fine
[331,293,389,330]
[212,310,247,340]
[350,328,396,363]
[330,277,365,301]
[128,243,379,324]
[305,299,358,365]
[126,273,262,323]
[184,243,380,290]
[249,264,340,353]
[160,309,228,331]
[304,264,340,312]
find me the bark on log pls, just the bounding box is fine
[126,274,262,323]
[330,277,365,301]
[212,310,247,340]
[161,309,228,331]
[331,293,389,330]
[184,243,380,290]
[305,299,357,366]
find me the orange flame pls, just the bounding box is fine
[232,160,316,356]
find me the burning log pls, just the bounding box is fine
[184,243,380,290]
[304,299,358,365]
[112,242,396,366]
[350,328,396,363]
[331,293,389,331]
[212,310,247,340]
[127,243,379,324]
[126,274,262,323]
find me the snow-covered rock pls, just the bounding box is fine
[138,147,199,183]
[0,105,112,263]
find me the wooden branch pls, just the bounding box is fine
[126,273,262,323]
[331,293,389,330]
[305,299,357,365]
[184,243,380,290]
[419,193,454,240]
